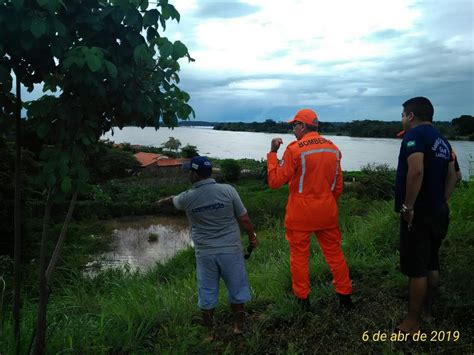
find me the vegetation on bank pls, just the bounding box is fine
[213,115,474,140]
[0,155,473,353]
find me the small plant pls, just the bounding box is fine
[148,233,159,242]
[220,159,241,182]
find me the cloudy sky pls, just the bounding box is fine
[162,0,473,122]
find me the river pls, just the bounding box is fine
[102,126,474,179]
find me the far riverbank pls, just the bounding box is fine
[102,126,474,179]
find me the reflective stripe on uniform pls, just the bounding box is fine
[299,149,340,193]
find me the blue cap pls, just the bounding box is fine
[182,156,212,174]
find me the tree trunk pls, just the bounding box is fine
[46,189,79,283]
[32,190,53,355]
[13,73,22,355]
[33,189,78,354]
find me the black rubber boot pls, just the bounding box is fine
[201,308,215,341]
[337,293,354,310]
[231,303,245,334]
[297,297,311,311]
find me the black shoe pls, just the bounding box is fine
[297,297,311,311]
[337,293,354,310]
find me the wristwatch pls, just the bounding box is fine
[400,204,413,213]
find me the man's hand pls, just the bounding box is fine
[402,209,414,229]
[270,138,283,153]
[156,196,174,209]
[248,232,258,248]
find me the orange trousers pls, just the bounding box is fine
[286,228,352,299]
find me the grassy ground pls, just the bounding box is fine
[1,181,473,354]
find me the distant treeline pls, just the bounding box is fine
[212,115,474,140]
[177,121,215,127]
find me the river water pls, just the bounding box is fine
[103,126,474,179]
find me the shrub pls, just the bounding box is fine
[354,163,396,200]
[220,159,241,182]
[180,144,199,158]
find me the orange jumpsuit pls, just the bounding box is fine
[267,131,352,299]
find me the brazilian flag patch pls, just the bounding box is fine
[407,140,416,148]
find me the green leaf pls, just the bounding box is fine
[53,18,67,36]
[124,8,142,28]
[43,81,57,93]
[104,60,118,78]
[140,0,149,11]
[158,39,173,58]
[161,4,170,19]
[89,47,105,59]
[85,52,102,72]
[125,31,142,47]
[182,92,190,102]
[159,12,166,30]
[61,176,72,193]
[172,40,188,60]
[143,9,159,26]
[31,17,47,38]
[133,44,148,64]
[177,104,192,119]
[146,26,158,42]
[63,55,75,69]
[168,4,180,22]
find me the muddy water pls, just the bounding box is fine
[86,216,192,275]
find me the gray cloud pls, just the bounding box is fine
[196,1,261,19]
[364,29,407,42]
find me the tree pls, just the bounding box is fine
[0,0,193,353]
[88,143,140,182]
[452,115,474,136]
[180,144,198,158]
[162,136,182,153]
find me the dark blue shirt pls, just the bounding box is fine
[395,124,452,213]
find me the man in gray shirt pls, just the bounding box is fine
[157,156,257,341]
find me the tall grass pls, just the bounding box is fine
[0,183,472,353]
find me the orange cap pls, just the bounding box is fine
[288,108,319,127]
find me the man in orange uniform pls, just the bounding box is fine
[267,108,353,309]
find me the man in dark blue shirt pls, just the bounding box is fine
[394,97,458,334]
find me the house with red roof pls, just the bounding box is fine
[133,152,190,176]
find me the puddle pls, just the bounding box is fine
[85,216,192,275]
